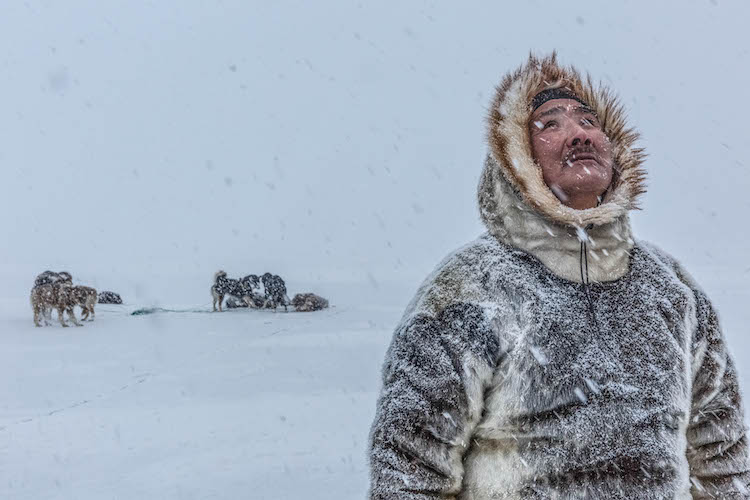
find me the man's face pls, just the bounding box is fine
[529,98,614,208]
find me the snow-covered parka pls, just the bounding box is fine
[368,54,750,499]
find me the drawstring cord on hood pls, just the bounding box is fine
[579,241,593,309]
[579,228,601,333]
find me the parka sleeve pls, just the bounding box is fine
[687,290,750,498]
[368,302,501,500]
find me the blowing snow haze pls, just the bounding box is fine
[1,2,749,498]
[1,2,749,301]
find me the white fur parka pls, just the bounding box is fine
[368,54,750,499]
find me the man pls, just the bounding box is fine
[368,54,750,499]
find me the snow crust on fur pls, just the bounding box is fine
[478,53,645,283]
[369,236,750,498]
[480,52,646,229]
[369,53,749,499]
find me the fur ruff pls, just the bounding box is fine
[478,53,646,282]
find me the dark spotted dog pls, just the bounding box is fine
[240,274,265,308]
[98,291,123,304]
[34,270,72,287]
[212,272,267,311]
[212,271,242,312]
[261,273,290,312]
[225,280,264,308]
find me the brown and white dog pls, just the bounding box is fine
[72,286,98,321]
[31,282,81,327]
[32,271,74,324]
[291,293,329,312]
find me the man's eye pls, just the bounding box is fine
[581,117,597,126]
[544,120,557,129]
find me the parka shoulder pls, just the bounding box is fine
[403,234,541,321]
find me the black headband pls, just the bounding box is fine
[531,88,588,111]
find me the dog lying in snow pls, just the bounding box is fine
[211,271,265,312]
[291,293,329,312]
[224,296,248,309]
[98,291,122,304]
[230,291,329,312]
[31,282,81,327]
[261,273,290,312]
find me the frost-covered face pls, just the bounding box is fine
[529,98,614,210]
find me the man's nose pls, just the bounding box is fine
[566,122,592,147]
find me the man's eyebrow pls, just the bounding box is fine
[536,105,598,119]
[537,106,565,118]
[574,105,598,117]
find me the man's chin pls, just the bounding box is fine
[560,170,612,191]
[563,161,614,179]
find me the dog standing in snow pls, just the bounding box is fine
[212,271,238,312]
[239,274,265,308]
[261,273,290,312]
[31,282,81,327]
[212,271,268,311]
[32,271,75,325]
[72,286,98,321]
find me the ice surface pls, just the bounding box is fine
[0,281,412,499]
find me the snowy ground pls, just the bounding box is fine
[1,268,748,500]
[0,282,413,500]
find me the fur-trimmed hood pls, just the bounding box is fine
[370,55,750,499]
[478,53,647,283]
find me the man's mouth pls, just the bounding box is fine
[565,151,600,165]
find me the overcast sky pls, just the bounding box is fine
[2,0,748,304]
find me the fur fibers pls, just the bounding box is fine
[31,282,81,327]
[481,52,646,230]
[478,52,645,283]
[368,54,749,499]
[291,293,329,312]
[72,285,98,321]
[369,237,749,499]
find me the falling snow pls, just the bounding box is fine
[3,2,750,499]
